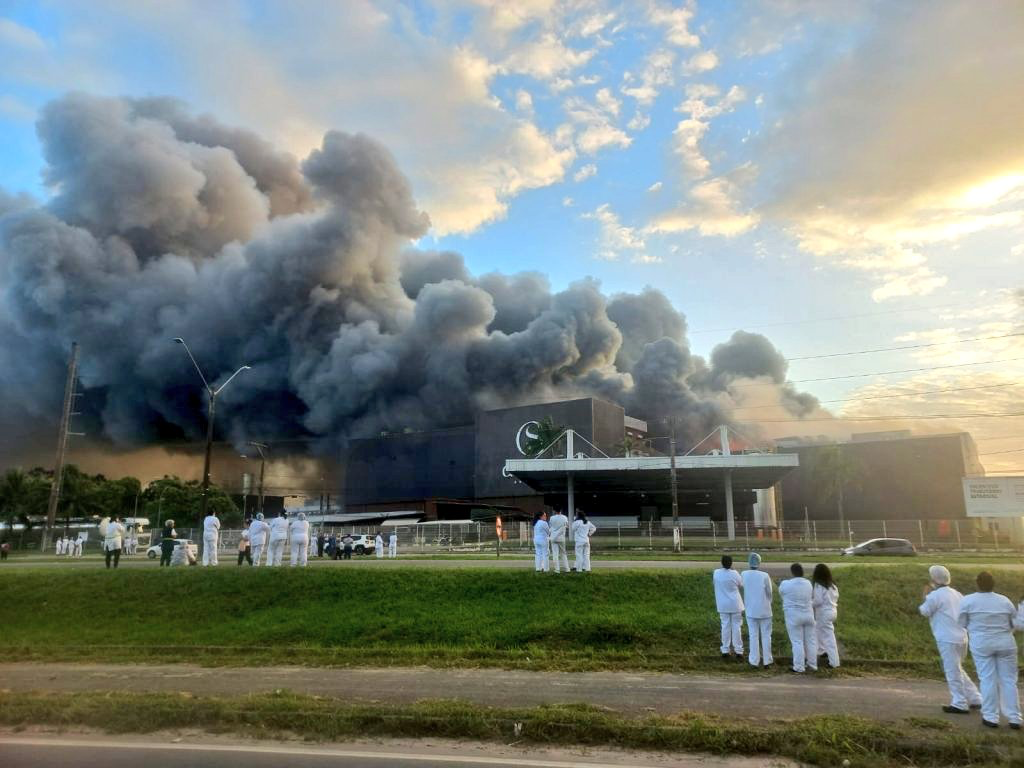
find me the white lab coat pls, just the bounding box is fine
[289,519,310,567]
[812,583,839,668]
[103,522,125,552]
[55,538,64,556]
[779,576,817,672]
[374,534,384,558]
[919,586,980,710]
[73,538,82,556]
[741,569,773,666]
[548,513,569,573]
[533,519,550,572]
[959,591,1021,725]
[713,567,744,654]
[571,519,596,572]
[202,515,220,567]
[248,519,270,566]
[388,532,397,558]
[267,516,289,566]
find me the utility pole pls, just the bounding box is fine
[247,441,268,517]
[43,342,80,552]
[669,417,679,532]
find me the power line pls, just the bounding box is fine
[726,382,1020,412]
[737,410,1024,424]
[729,356,1024,389]
[786,331,1024,362]
[689,299,985,335]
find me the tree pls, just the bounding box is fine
[522,417,567,458]
[617,433,643,458]
[813,445,861,532]
[141,475,242,529]
[0,469,27,545]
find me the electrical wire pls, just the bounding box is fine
[735,411,1024,424]
[725,382,1020,412]
[786,331,1024,362]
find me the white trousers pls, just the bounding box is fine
[290,536,309,567]
[388,542,397,558]
[251,540,265,566]
[574,540,591,572]
[375,545,384,558]
[202,533,218,566]
[786,613,817,672]
[746,617,773,666]
[550,539,569,573]
[937,641,981,710]
[815,608,839,668]
[534,540,549,571]
[268,537,286,566]
[972,648,1022,725]
[720,612,743,654]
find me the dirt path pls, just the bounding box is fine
[0,662,968,727]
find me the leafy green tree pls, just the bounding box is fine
[141,475,241,529]
[522,417,567,458]
[617,433,643,458]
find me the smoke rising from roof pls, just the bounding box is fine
[0,93,817,461]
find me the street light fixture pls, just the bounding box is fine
[173,338,250,522]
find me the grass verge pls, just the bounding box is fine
[1,690,1020,768]
[2,566,1021,675]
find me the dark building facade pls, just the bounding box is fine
[777,432,984,522]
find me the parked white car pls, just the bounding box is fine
[146,539,199,560]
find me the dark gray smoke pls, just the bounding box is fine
[0,93,817,458]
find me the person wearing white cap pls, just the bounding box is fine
[267,511,289,566]
[289,512,310,567]
[919,565,981,714]
[713,555,744,659]
[533,511,550,572]
[779,562,817,673]
[547,509,570,574]
[201,510,220,566]
[374,532,384,558]
[388,530,398,558]
[248,513,270,566]
[958,571,1021,728]
[741,552,773,668]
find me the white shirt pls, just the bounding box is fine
[919,586,967,644]
[812,583,839,617]
[548,513,569,542]
[534,519,550,544]
[248,519,270,544]
[289,519,310,539]
[375,535,384,550]
[104,522,125,550]
[958,591,1018,655]
[269,517,289,540]
[741,569,773,619]
[571,519,596,542]
[203,515,220,536]
[713,568,744,614]
[389,533,397,544]
[779,577,814,619]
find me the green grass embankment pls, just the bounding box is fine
[1,690,1019,768]
[1,566,1020,673]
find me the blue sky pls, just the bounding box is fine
[2,0,1023,467]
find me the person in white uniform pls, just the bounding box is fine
[374,532,384,558]
[919,565,981,714]
[958,571,1022,728]
[811,563,840,669]
[533,511,550,572]
[289,512,310,567]
[73,536,82,557]
[248,513,271,566]
[267,512,289,566]
[713,555,744,659]
[388,531,397,558]
[571,512,597,572]
[779,563,817,673]
[202,510,220,566]
[103,515,126,569]
[741,552,773,668]
[547,509,570,574]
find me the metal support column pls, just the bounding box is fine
[724,470,736,540]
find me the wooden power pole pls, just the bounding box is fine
[43,342,79,551]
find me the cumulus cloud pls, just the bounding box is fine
[583,203,648,262]
[574,163,598,182]
[621,49,675,105]
[649,174,759,237]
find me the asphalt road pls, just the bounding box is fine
[0,735,785,768]
[0,662,970,726]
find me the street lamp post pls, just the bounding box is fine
[173,338,250,522]
[247,441,269,517]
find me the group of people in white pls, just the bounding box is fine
[232,511,312,567]
[54,534,83,557]
[373,531,398,558]
[533,509,597,573]
[920,566,1024,728]
[712,553,840,673]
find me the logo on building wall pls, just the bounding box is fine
[515,420,540,456]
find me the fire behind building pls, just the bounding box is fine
[342,397,987,526]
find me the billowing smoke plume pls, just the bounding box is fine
[0,93,817,457]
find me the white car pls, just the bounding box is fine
[146,539,199,560]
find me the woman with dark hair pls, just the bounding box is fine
[533,510,550,572]
[812,563,840,669]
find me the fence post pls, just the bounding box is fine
[918,520,925,549]
[617,523,621,549]
[712,521,718,549]
[954,520,962,551]
[812,521,818,549]
[744,520,749,549]
[648,521,653,550]
[882,520,887,538]
[848,522,853,549]
[994,525,1000,551]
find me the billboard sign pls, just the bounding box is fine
[963,476,1024,518]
